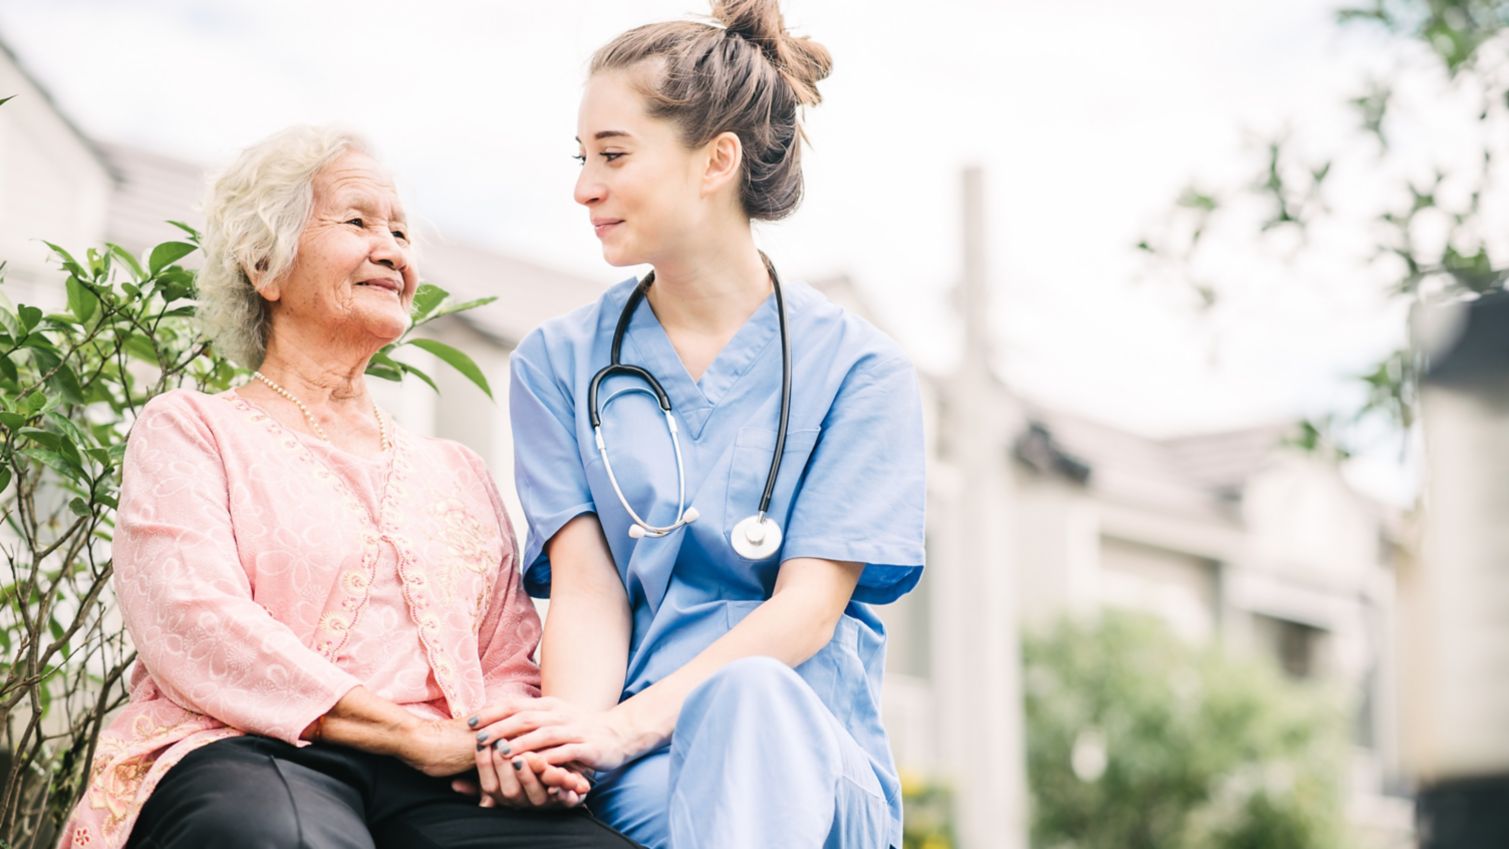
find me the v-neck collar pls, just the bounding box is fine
[621,287,781,439]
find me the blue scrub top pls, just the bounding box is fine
[509,276,926,844]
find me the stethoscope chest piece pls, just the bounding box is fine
[731,513,783,560]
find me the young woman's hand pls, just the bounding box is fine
[470,697,643,774]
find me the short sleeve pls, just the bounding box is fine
[509,333,596,598]
[780,355,926,604]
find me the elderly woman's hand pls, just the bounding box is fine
[394,716,482,777]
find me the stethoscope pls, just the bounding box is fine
[588,255,792,561]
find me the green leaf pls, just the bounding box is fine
[0,95,14,107]
[68,497,90,517]
[46,411,93,450]
[0,412,26,429]
[42,241,86,277]
[18,305,42,332]
[19,447,84,482]
[0,353,17,383]
[106,243,148,281]
[18,427,63,451]
[47,362,86,404]
[123,334,159,364]
[166,220,201,243]
[148,241,197,276]
[409,283,449,322]
[396,360,439,393]
[428,295,498,323]
[365,362,403,382]
[404,337,493,399]
[0,467,11,494]
[65,276,99,323]
[87,246,112,278]
[0,307,21,340]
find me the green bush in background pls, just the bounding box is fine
[1024,612,1352,849]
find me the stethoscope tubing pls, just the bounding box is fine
[589,254,792,545]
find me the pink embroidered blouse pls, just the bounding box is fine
[61,389,542,849]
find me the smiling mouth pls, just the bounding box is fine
[355,280,402,296]
[593,220,623,237]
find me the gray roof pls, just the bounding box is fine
[1017,400,1294,516]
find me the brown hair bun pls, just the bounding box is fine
[590,0,832,220]
[711,0,833,107]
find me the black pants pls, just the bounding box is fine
[127,736,640,849]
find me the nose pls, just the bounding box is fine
[574,167,603,208]
[370,229,409,272]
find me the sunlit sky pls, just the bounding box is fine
[0,0,1416,498]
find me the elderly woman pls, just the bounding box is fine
[61,127,637,849]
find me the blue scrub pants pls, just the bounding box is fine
[588,657,891,849]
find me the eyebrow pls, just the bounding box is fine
[331,191,406,221]
[575,130,634,143]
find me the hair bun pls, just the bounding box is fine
[711,0,832,106]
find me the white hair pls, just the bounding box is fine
[197,125,374,368]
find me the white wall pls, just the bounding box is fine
[0,50,111,305]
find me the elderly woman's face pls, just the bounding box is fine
[265,152,417,347]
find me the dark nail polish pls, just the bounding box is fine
[512,758,523,771]
[493,739,511,754]
[476,742,487,751]
[467,716,479,728]
[475,731,489,743]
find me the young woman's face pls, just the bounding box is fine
[574,70,710,267]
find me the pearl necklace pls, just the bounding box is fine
[251,371,390,452]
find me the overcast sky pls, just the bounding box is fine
[0,0,1416,496]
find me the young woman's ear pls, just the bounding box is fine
[701,131,744,198]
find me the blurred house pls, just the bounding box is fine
[2,39,1412,849]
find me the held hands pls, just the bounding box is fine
[469,697,642,776]
[397,714,588,809]
[465,729,591,809]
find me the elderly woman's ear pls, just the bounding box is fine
[245,259,282,302]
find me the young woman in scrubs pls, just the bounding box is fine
[474,2,925,846]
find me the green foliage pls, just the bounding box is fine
[1139,0,1509,459]
[0,235,233,845]
[0,230,492,847]
[1024,612,1352,849]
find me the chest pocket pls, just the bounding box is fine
[724,426,821,560]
